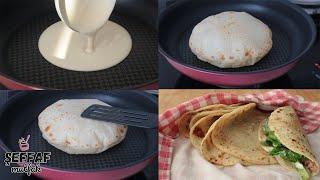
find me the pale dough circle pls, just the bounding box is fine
[38,21,132,72]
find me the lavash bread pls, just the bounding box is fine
[200,120,246,166]
[191,111,250,166]
[190,112,225,149]
[201,103,277,166]
[205,103,276,165]
[189,11,272,68]
[38,99,127,154]
[259,106,320,175]
[178,104,240,137]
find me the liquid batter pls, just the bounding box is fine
[39,0,132,72]
[39,21,132,72]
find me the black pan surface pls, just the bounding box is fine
[0,91,158,171]
[159,0,316,73]
[0,0,157,89]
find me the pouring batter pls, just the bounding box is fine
[38,0,132,72]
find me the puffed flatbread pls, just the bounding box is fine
[38,99,127,154]
[189,11,272,68]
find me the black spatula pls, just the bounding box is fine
[81,104,158,129]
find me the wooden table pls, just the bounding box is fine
[159,89,320,113]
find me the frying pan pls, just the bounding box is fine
[0,0,157,90]
[0,91,158,180]
[290,0,320,6]
[159,0,317,87]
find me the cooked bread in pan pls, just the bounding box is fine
[38,99,127,154]
[189,11,272,68]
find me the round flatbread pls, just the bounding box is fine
[189,11,272,68]
[190,112,225,149]
[261,106,320,176]
[38,99,127,154]
[178,104,240,137]
[209,103,277,165]
[200,120,246,166]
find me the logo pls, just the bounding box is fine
[19,134,30,151]
[3,135,51,176]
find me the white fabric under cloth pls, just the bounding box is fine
[171,130,320,180]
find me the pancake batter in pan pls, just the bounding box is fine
[38,0,132,72]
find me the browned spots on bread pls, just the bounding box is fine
[209,157,218,163]
[220,54,225,60]
[229,56,234,59]
[118,128,124,134]
[245,50,253,57]
[217,152,225,158]
[45,125,51,132]
[49,133,53,137]
[65,140,71,145]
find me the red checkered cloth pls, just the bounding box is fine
[158,90,320,180]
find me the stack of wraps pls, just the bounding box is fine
[178,103,319,180]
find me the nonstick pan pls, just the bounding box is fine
[0,91,158,180]
[0,0,157,90]
[159,0,317,87]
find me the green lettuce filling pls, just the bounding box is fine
[262,120,310,180]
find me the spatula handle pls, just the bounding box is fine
[81,105,158,129]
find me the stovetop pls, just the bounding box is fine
[159,1,320,89]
